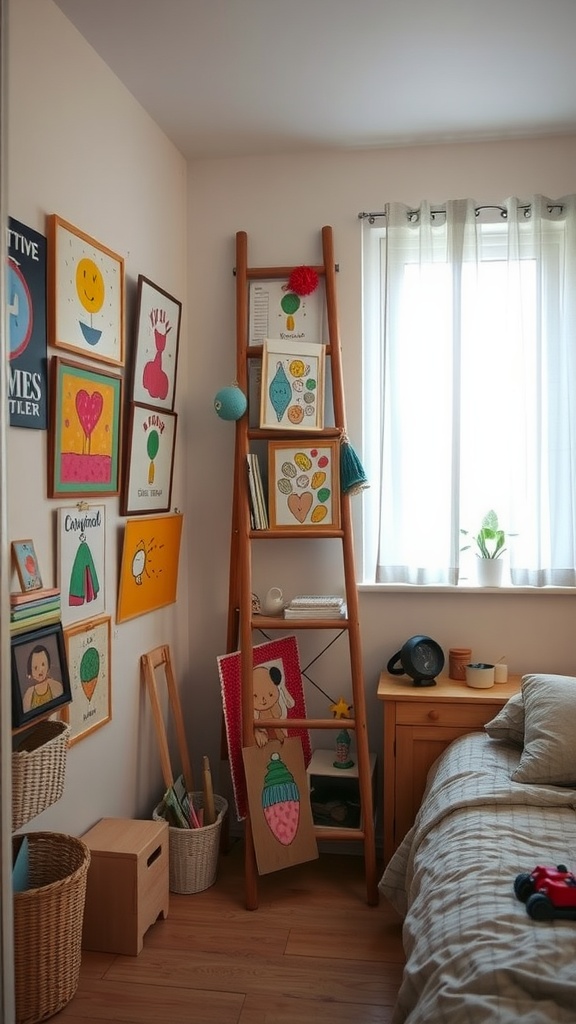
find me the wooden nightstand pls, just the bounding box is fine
[377,673,522,863]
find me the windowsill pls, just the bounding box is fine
[358,583,576,596]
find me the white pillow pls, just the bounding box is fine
[511,674,576,785]
[484,691,524,745]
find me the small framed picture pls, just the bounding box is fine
[130,276,182,411]
[48,356,123,498]
[11,539,43,591]
[11,622,72,730]
[260,340,325,431]
[62,615,112,745]
[268,440,340,530]
[47,214,125,367]
[120,403,177,515]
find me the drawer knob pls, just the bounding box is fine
[427,709,440,721]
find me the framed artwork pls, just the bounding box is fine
[260,340,325,431]
[11,622,72,730]
[11,539,43,591]
[120,403,177,515]
[47,214,125,367]
[117,512,183,623]
[62,615,111,745]
[48,356,123,498]
[268,440,340,530]
[217,635,312,821]
[7,217,48,429]
[131,276,182,410]
[248,279,325,345]
[57,505,106,625]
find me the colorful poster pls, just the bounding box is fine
[6,217,48,429]
[57,505,106,625]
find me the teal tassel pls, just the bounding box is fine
[339,432,369,495]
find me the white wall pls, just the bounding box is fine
[6,0,189,834]
[186,140,576,767]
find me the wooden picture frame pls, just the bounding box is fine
[260,339,325,430]
[11,622,72,730]
[62,615,112,745]
[117,512,183,623]
[48,356,123,498]
[131,275,182,410]
[217,635,312,821]
[57,505,106,625]
[120,403,177,515]
[11,539,43,591]
[268,440,340,529]
[47,214,125,367]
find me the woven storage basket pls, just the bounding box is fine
[13,831,90,1024]
[12,721,70,832]
[153,791,227,894]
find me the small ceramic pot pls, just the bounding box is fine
[465,663,495,688]
[262,587,284,616]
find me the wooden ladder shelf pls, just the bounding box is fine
[226,226,378,909]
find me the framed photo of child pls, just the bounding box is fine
[11,622,72,730]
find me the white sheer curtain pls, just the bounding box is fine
[362,195,576,587]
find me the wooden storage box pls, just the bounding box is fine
[81,817,169,955]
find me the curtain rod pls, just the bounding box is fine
[358,203,564,224]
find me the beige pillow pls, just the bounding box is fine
[511,674,576,785]
[484,691,524,745]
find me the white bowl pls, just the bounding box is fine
[465,663,495,688]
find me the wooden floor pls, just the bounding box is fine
[54,839,404,1024]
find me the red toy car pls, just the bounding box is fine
[514,864,576,921]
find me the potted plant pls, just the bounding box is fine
[460,509,508,585]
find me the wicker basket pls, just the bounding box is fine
[12,721,70,832]
[153,791,228,894]
[13,831,91,1024]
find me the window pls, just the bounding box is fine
[361,196,576,587]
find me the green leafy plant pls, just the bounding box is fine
[460,509,508,559]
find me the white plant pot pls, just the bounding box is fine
[476,558,503,587]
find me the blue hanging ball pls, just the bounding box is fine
[214,384,248,421]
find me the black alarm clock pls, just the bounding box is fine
[387,635,445,687]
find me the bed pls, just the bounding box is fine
[379,673,576,1024]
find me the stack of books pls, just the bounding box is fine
[246,453,269,529]
[283,595,347,619]
[10,587,61,635]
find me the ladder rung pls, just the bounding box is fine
[254,717,356,731]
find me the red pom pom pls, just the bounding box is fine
[287,265,319,296]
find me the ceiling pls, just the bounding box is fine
[53,0,576,161]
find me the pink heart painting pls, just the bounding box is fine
[287,492,313,523]
[75,389,104,439]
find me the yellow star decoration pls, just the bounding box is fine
[330,696,352,719]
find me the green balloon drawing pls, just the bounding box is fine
[147,429,160,484]
[280,291,300,331]
[80,646,100,702]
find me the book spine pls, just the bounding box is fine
[11,600,61,620]
[246,455,262,529]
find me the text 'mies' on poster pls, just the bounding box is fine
[7,217,48,429]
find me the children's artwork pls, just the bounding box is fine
[248,279,324,345]
[48,356,123,498]
[11,622,72,730]
[47,214,125,367]
[7,217,48,429]
[131,276,182,411]
[260,340,325,431]
[117,513,183,623]
[57,505,105,625]
[11,539,43,591]
[120,403,177,515]
[217,635,312,820]
[242,738,318,876]
[62,615,111,745]
[268,441,340,529]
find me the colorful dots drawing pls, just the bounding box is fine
[269,441,340,529]
[261,340,325,432]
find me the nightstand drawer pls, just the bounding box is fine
[395,701,494,728]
